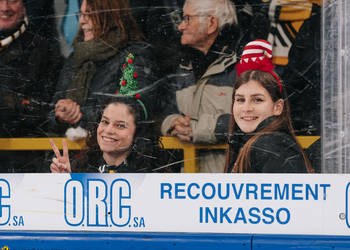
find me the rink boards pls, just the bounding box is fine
[0,173,349,249]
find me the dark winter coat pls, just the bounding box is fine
[0,26,62,173]
[72,151,142,173]
[282,4,321,135]
[0,29,62,137]
[71,145,175,173]
[227,117,308,173]
[49,41,157,135]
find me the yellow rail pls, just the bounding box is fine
[0,138,87,151]
[0,136,320,173]
[160,136,320,172]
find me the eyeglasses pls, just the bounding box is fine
[0,0,21,4]
[75,11,93,21]
[180,14,209,25]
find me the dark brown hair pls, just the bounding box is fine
[86,99,142,151]
[83,0,144,42]
[74,98,158,172]
[225,70,313,173]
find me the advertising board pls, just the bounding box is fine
[0,174,349,236]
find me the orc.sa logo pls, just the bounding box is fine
[0,179,10,226]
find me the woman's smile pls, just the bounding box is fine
[100,136,118,142]
[97,103,136,156]
[240,116,258,121]
[233,80,283,133]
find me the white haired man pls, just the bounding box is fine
[161,0,238,173]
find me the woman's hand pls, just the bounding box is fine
[50,139,72,173]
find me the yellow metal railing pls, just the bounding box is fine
[0,136,320,173]
[160,136,320,172]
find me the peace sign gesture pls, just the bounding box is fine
[50,139,72,173]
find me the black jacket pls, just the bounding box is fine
[282,4,321,135]
[71,146,176,173]
[73,151,141,173]
[0,29,62,137]
[228,117,308,173]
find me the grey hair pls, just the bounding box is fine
[184,0,238,31]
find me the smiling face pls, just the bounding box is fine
[79,0,95,41]
[97,103,136,158]
[233,80,283,133]
[0,0,25,31]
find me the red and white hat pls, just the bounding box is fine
[236,39,282,92]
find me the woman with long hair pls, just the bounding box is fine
[50,98,164,173]
[225,40,313,173]
[49,0,155,138]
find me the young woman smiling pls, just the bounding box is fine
[50,99,161,173]
[225,40,313,173]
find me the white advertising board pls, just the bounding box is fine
[0,173,349,235]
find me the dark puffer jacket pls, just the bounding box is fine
[71,144,177,173]
[49,41,157,135]
[227,117,308,173]
[72,151,144,173]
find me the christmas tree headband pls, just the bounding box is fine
[115,53,148,120]
[236,39,282,92]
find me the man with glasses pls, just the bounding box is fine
[161,0,238,173]
[0,0,62,172]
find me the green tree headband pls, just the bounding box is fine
[116,53,148,120]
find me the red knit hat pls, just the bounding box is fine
[236,39,282,92]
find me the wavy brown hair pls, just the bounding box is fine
[86,98,147,156]
[225,70,314,173]
[82,0,144,42]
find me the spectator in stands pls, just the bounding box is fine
[225,40,313,173]
[282,3,321,136]
[0,0,62,172]
[161,0,239,173]
[49,0,156,139]
[235,0,320,71]
[235,0,321,135]
[50,99,171,173]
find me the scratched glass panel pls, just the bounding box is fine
[0,0,325,173]
[322,0,350,173]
